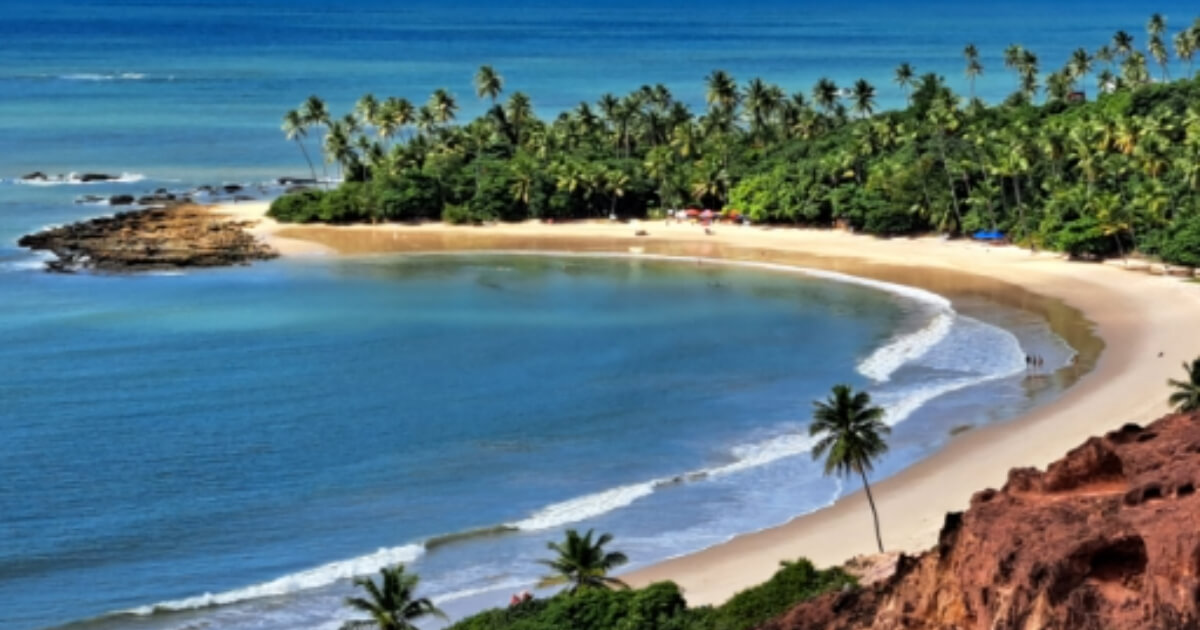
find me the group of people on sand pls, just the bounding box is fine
[1026,354,1045,370]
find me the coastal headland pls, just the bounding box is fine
[214,201,1200,605]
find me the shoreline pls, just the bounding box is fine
[223,202,1200,606]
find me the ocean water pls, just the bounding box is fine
[0,1,1137,628]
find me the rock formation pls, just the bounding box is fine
[761,412,1200,630]
[18,205,277,272]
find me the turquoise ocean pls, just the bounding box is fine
[0,1,1185,629]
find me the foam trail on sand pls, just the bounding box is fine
[121,544,424,616]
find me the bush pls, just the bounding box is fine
[267,189,325,223]
[1160,214,1200,267]
[445,558,852,630]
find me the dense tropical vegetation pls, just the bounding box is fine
[446,557,854,630]
[270,14,1200,265]
[810,385,890,553]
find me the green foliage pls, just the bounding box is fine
[707,559,855,630]
[446,559,853,630]
[280,16,1200,268]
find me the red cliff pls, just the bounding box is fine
[762,412,1200,630]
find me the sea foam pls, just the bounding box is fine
[123,544,425,616]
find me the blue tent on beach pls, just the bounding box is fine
[973,230,1005,241]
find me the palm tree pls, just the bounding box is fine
[1169,357,1200,413]
[1068,48,1093,81]
[812,77,840,115]
[894,62,915,104]
[850,79,876,119]
[1174,31,1195,77]
[964,45,983,101]
[810,384,890,553]
[355,93,379,128]
[475,65,504,104]
[1149,36,1170,80]
[429,89,459,126]
[506,91,533,146]
[1113,30,1135,58]
[1148,13,1167,40]
[342,565,445,630]
[282,109,318,183]
[537,529,629,593]
[705,69,739,112]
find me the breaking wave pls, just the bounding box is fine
[121,544,425,617]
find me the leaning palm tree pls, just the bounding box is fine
[475,65,504,104]
[342,565,445,630]
[811,384,890,553]
[1168,357,1200,413]
[282,109,318,183]
[537,529,629,593]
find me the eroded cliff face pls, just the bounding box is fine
[763,412,1200,630]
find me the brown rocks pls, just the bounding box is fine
[759,411,1200,630]
[17,205,277,272]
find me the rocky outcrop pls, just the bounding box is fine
[761,412,1200,630]
[18,205,277,272]
[20,172,121,183]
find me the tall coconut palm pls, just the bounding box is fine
[1113,30,1135,58]
[894,62,915,105]
[810,384,890,553]
[1174,31,1195,77]
[964,45,982,101]
[812,77,840,115]
[506,91,533,147]
[282,109,318,183]
[1149,36,1170,80]
[1169,358,1200,413]
[355,93,379,128]
[1068,48,1093,81]
[342,565,444,630]
[705,69,739,112]
[537,529,629,593]
[850,78,876,119]
[429,89,458,126]
[475,65,503,104]
[1148,13,1167,40]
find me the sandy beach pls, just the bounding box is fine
[223,202,1200,606]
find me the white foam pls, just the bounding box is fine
[508,481,659,531]
[13,172,147,186]
[58,72,147,81]
[122,544,425,615]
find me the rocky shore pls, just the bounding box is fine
[18,204,278,272]
[763,410,1200,630]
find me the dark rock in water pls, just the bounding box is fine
[109,194,135,205]
[137,193,175,205]
[75,194,107,204]
[21,171,48,181]
[222,184,243,194]
[154,188,168,194]
[79,173,118,182]
[17,205,278,273]
[195,185,216,194]
[277,177,317,185]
